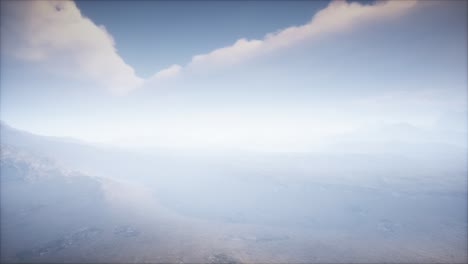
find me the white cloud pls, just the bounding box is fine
[149,64,182,81]
[2,0,418,93]
[189,38,264,70]
[178,0,418,72]
[1,0,143,94]
[267,0,417,46]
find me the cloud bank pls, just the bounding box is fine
[2,0,418,94]
[156,0,418,77]
[1,1,143,94]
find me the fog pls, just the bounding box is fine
[0,0,466,262]
[1,115,467,263]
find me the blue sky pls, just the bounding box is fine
[0,0,466,150]
[75,0,329,78]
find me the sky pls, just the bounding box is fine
[1,0,467,151]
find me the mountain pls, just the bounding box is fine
[1,122,467,263]
[1,144,109,262]
[0,125,231,263]
[0,122,165,182]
